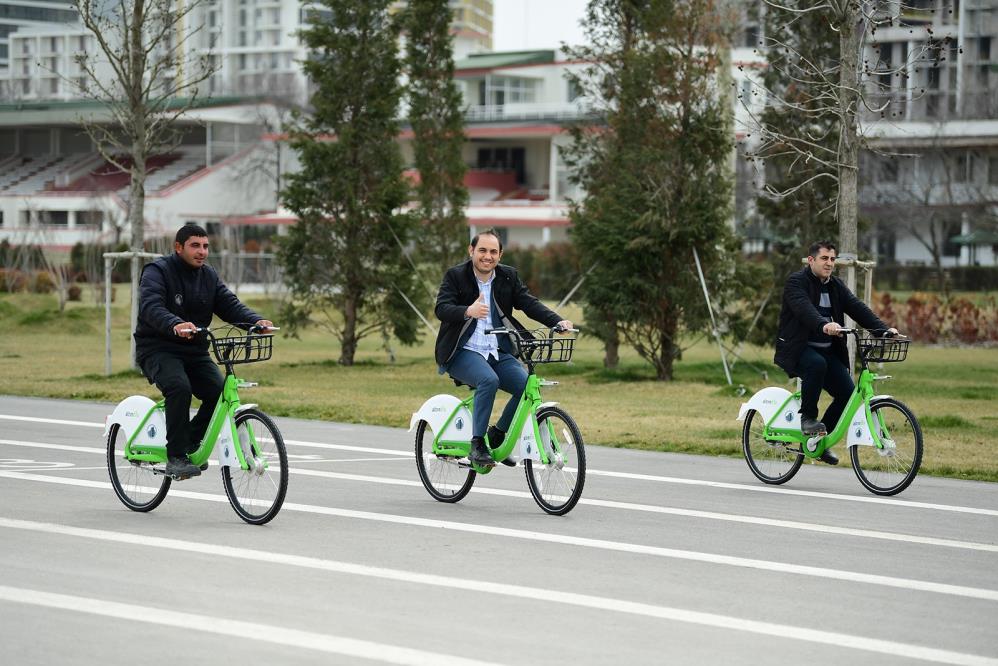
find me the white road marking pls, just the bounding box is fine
[1,470,995,603]
[2,518,996,666]
[4,437,993,552]
[0,583,506,666]
[3,412,996,517]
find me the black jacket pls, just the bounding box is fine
[134,253,261,363]
[774,267,888,377]
[434,260,562,368]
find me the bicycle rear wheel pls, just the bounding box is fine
[742,409,804,484]
[525,406,586,515]
[414,420,475,502]
[850,398,923,496]
[222,409,288,525]
[107,422,171,512]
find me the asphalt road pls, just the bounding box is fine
[0,394,995,665]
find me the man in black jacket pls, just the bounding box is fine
[435,229,572,467]
[774,240,898,464]
[135,224,273,478]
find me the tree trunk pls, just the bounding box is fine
[836,4,861,259]
[127,156,146,369]
[603,314,619,369]
[340,295,358,366]
[655,327,676,381]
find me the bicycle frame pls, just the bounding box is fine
[431,372,553,470]
[124,368,260,472]
[761,367,892,458]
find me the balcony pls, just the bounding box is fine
[864,89,998,122]
[463,100,597,123]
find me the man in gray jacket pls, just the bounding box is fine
[135,224,272,478]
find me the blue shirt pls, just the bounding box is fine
[463,272,499,360]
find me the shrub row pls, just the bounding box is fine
[874,292,998,344]
[876,265,998,291]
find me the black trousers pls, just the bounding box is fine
[140,351,224,458]
[797,345,855,433]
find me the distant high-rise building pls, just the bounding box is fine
[392,0,493,58]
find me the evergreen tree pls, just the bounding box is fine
[404,0,469,273]
[565,0,747,380]
[279,0,421,366]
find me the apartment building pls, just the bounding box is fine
[860,0,998,266]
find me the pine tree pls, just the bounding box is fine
[404,0,469,273]
[279,0,422,365]
[565,0,746,380]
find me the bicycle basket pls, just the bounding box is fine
[858,335,909,363]
[210,333,273,365]
[514,328,576,364]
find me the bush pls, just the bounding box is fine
[874,292,998,344]
[876,265,998,291]
[31,271,56,294]
[68,284,82,301]
[501,242,584,300]
[0,268,27,292]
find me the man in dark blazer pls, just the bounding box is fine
[774,240,899,464]
[135,224,273,478]
[435,229,572,467]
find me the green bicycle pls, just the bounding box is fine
[105,325,288,525]
[410,326,586,515]
[738,329,923,496]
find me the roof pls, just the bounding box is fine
[454,50,556,73]
[0,95,267,127]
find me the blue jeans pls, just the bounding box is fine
[797,345,855,433]
[446,349,528,438]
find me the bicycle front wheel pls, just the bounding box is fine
[742,409,804,484]
[414,420,475,502]
[222,409,288,525]
[525,406,586,515]
[107,422,171,512]
[850,398,923,496]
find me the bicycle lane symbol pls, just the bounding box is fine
[0,459,75,471]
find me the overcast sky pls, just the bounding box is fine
[492,0,589,52]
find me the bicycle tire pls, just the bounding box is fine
[107,422,171,512]
[414,420,476,502]
[742,409,804,485]
[850,398,923,496]
[222,408,288,525]
[525,406,586,515]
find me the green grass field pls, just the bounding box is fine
[1,289,995,482]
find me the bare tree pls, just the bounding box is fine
[742,1,950,266]
[862,138,997,292]
[71,0,217,366]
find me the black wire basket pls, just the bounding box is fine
[210,332,274,365]
[513,328,576,364]
[858,335,909,363]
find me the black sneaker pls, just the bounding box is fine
[800,416,827,436]
[166,456,201,479]
[468,437,494,467]
[818,449,839,465]
[488,425,515,467]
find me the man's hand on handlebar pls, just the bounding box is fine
[252,320,276,333]
[554,320,574,333]
[822,321,843,337]
[173,322,199,339]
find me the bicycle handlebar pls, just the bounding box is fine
[485,325,580,335]
[175,324,280,337]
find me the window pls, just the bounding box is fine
[989,156,998,185]
[879,157,899,183]
[981,37,992,61]
[943,221,962,257]
[953,152,970,183]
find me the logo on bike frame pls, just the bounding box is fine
[147,424,156,439]
[455,417,464,431]
[785,412,793,423]
[855,427,862,438]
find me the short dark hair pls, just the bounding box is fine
[471,228,502,251]
[808,240,836,257]
[175,223,208,246]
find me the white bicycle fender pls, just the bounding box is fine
[105,395,166,448]
[409,394,466,436]
[737,387,800,430]
[847,395,893,448]
[538,401,559,411]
